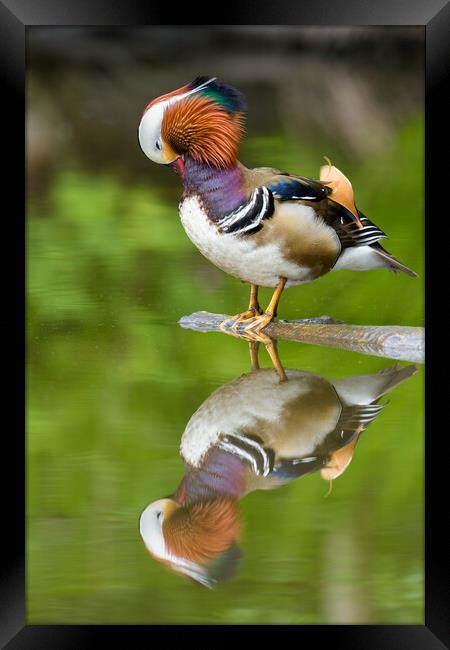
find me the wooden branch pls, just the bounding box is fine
[179,312,425,364]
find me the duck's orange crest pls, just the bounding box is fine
[162,96,245,168]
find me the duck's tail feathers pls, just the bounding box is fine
[372,242,418,278]
[333,364,417,406]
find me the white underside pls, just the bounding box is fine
[332,245,387,271]
[180,369,341,467]
[180,196,334,287]
[179,196,389,286]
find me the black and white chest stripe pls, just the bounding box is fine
[218,431,324,479]
[218,432,275,477]
[216,187,275,235]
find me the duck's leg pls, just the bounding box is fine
[220,284,263,332]
[264,338,287,382]
[239,284,264,319]
[249,284,263,315]
[220,278,286,335]
[248,336,286,381]
[244,277,287,334]
[248,340,260,371]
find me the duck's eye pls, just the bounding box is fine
[157,511,162,521]
[155,140,162,151]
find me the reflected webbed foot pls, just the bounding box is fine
[219,310,274,340]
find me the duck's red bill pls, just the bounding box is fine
[170,158,185,177]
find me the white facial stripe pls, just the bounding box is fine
[161,77,217,107]
[139,500,169,559]
[139,499,215,587]
[138,101,168,163]
[168,557,215,589]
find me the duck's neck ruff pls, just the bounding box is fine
[182,157,246,221]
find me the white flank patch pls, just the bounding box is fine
[179,196,317,288]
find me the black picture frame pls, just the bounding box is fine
[3,1,446,646]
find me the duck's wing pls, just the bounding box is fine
[267,173,331,202]
[232,400,384,487]
[315,397,389,482]
[222,163,416,276]
[216,166,331,236]
[265,166,389,246]
[268,166,389,250]
[318,164,416,276]
[324,203,388,248]
[219,164,385,247]
[270,168,389,247]
[218,430,326,489]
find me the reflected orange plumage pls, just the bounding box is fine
[163,498,241,563]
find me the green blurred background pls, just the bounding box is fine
[27,26,424,624]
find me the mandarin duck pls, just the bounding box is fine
[138,76,417,336]
[139,362,416,587]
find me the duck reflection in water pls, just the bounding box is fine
[140,343,416,588]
